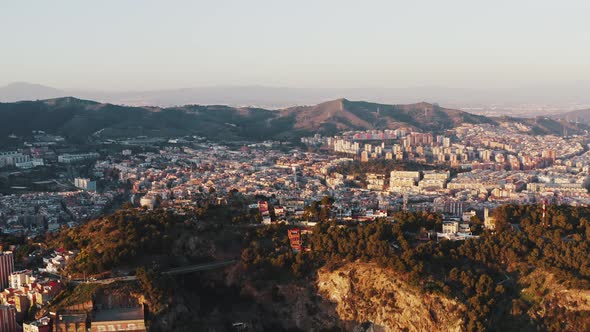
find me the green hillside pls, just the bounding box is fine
[0,97,585,143]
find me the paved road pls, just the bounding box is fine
[70,275,137,285]
[162,259,237,275]
[73,259,238,284]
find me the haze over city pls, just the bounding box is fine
[2,1,590,110]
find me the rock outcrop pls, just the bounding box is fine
[317,263,465,332]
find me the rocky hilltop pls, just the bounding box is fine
[44,206,590,331]
[317,263,465,332]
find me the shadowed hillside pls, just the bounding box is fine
[280,98,495,135]
[0,97,585,143]
[552,108,590,123]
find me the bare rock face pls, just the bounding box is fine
[521,269,590,330]
[317,263,465,332]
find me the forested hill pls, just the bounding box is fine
[0,97,585,143]
[40,202,590,331]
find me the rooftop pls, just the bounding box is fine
[93,307,144,322]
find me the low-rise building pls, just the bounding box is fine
[58,153,99,164]
[74,178,97,191]
[90,307,146,332]
[442,221,459,234]
[10,269,33,289]
[23,317,51,332]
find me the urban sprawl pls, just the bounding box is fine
[0,122,589,330]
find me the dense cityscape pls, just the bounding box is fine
[0,111,587,330]
[3,1,590,331]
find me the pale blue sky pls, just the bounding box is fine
[1,0,589,90]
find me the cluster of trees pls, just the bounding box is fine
[242,205,590,331]
[491,204,590,279]
[52,200,251,276]
[231,210,261,224]
[302,196,334,221]
[240,224,297,279]
[330,159,467,181]
[332,159,436,177]
[136,266,171,314]
[53,209,184,274]
[0,234,40,267]
[46,200,590,331]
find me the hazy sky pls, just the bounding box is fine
[1,0,590,90]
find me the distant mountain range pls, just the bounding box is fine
[0,96,585,144]
[0,82,477,108]
[551,108,590,124]
[280,99,494,134]
[0,82,67,102]
[3,81,590,110]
